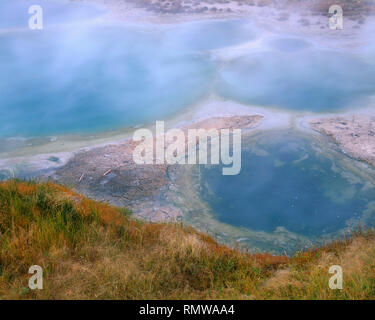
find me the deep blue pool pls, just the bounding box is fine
[200,132,375,237]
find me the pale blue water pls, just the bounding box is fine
[164,19,257,51]
[0,1,258,137]
[2,1,375,255]
[200,133,375,237]
[0,0,104,28]
[0,26,215,136]
[268,37,311,52]
[2,1,375,138]
[216,50,375,112]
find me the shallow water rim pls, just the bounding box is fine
[173,128,375,255]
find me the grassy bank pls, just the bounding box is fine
[0,180,374,299]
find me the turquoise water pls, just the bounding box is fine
[2,0,375,138]
[0,0,104,28]
[268,37,311,52]
[3,0,375,254]
[165,19,257,51]
[200,133,375,237]
[0,1,258,137]
[0,26,215,137]
[216,50,375,112]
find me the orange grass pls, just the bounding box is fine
[0,180,374,299]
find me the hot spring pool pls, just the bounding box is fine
[2,0,375,138]
[199,132,375,239]
[0,0,105,29]
[0,24,219,137]
[216,50,375,112]
[3,0,375,255]
[0,9,257,137]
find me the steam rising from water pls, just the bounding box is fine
[0,25,215,136]
[2,1,375,253]
[0,1,257,137]
[201,132,375,238]
[216,50,375,111]
[0,0,104,29]
[1,0,375,138]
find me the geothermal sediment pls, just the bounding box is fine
[310,115,375,167]
[51,115,263,221]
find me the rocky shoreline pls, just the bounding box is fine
[2,0,375,253]
[310,115,375,167]
[89,0,374,22]
[50,115,263,221]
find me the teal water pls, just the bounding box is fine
[200,133,375,237]
[164,19,257,51]
[0,1,257,137]
[268,37,311,52]
[2,0,375,138]
[0,0,104,29]
[3,1,375,254]
[216,50,375,112]
[0,26,215,137]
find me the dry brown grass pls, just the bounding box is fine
[1,180,375,300]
